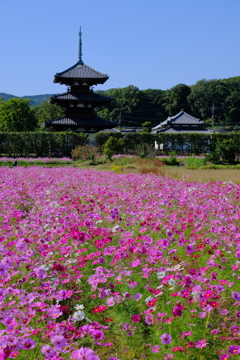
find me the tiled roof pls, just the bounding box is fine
[51,92,111,103]
[46,116,117,128]
[152,127,213,134]
[152,111,204,130]
[54,62,109,84]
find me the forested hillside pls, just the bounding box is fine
[0,93,56,106]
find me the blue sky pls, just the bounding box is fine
[1,0,240,96]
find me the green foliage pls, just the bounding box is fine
[164,83,191,115]
[96,86,167,127]
[185,156,207,168]
[93,132,123,147]
[0,98,37,131]
[162,151,180,165]
[0,132,88,157]
[2,75,240,128]
[103,136,124,161]
[141,121,152,134]
[156,133,211,155]
[94,132,240,161]
[207,136,240,164]
[36,100,65,127]
[188,79,229,122]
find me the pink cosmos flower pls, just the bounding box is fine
[41,345,57,358]
[91,330,105,340]
[130,258,141,267]
[19,338,36,350]
[51,335,67,349]
[131,315,141,323]
[172,304,184,317]
[106,297,115,306]
[186,244,194,253]
[163,354,174,359]
[152,345,160,353]
[232,291,240,301]
[219,355,230,360]
[160,333,172,344]
[203,290,213,299]
[70,347,100,360]
[221,309,228,315]
[134,293,142,301]
[195,339,208,348]
[228,345,240,354]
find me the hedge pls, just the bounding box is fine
[0,132,89,157]
[1,131,239,158]
[94,131,240,156]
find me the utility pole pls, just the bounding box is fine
[211,100,216,131]
[119,111,121,129]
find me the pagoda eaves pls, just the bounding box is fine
[54,62,109,85]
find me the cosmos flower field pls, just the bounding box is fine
[0,166,240,360]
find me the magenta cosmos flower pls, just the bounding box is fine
[160,333,172,344]
[19,337,36,350]
[51,335,67,349]
[228,345,240,354]
[232,291,240,301]
[71,347,100,360]
[41,345,57,358]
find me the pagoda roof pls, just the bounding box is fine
[50,91,111,104]
[152,111,204,131]
[46,116,117,129]
[54,62,109,84]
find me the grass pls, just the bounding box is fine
[84,156,240,183]
[1,155,240,183]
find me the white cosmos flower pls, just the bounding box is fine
[74,304,84,310]
[145,296,153,303]
[72,310,85,321]
[168,279,176,286]
[157,271,166,279]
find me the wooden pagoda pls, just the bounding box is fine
[46,28,117,132]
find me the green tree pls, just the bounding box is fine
[164,84,191,115]
[0,98,37,131]
[97,86,143,126]
[187,79,229,122]
[224,90,240,125]
[103,136,124,160]
[142,121,152,133]
[36,100,65,128]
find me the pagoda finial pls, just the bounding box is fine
[78,27,83,64]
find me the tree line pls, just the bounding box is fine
[96,77,240,128]
[1,76,240,131]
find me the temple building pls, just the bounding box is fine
[151,111,211,134]
[45,28,117,132]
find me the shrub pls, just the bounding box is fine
[112,165,124,173]
[71,145,101,163]
[139,165,165,176]
[207,138,239,164]
[163,151,180,166]
[102,136,124,161]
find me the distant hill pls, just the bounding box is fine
[0,93,56,106]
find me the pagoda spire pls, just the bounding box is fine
[78,27,83,64]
